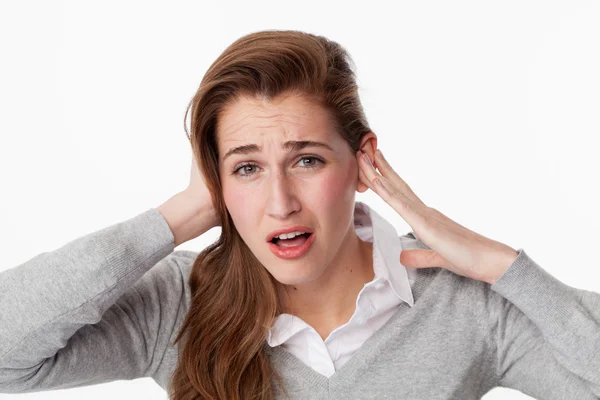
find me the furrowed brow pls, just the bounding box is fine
[222,140,333,161]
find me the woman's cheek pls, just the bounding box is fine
[223,185,257,224]
[306,172,350,209]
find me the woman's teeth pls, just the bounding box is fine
[273,232,310,248]
[274,231,308,240]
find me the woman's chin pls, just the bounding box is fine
[271,268,320,287]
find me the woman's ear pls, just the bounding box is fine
[356,132,378,193]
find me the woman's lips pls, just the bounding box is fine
[268,233,315,259]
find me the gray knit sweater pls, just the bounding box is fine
[1,208,598,399]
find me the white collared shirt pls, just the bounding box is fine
[266,201,417,378]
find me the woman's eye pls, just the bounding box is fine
[299,157,316,167]
[232,156,324,179]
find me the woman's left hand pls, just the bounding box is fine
[357,149,519,285]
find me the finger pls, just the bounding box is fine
[356,151,376,188]
[359,152,412,208]
[358,151,399,198]
[359,151,428,230]
[358,151,401,199]
[400,249,451,269]
[374,150,423,204]
[358,151,385,187]
[358,166,371,189]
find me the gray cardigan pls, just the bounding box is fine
[1,208,598,399]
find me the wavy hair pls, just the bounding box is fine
[167,29,372,399]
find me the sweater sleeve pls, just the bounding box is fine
[0,208,190,393]
[489,249,600,399]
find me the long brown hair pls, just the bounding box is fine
[167,29,372,399]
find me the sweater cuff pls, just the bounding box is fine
[490,249,578,338]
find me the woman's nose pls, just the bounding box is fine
[264,173,301,219]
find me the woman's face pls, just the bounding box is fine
[217,91,372,286]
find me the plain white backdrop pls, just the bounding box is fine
[1,1,599,399]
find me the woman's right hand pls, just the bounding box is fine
[183,153,221,229]
[157,153,221,246]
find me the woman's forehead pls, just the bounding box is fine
[217,94,339,156]
[218,93,331,136]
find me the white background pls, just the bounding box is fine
[1,1,599,399]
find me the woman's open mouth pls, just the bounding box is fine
[268,232,315,259]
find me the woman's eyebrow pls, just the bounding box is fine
[222,140,333,161]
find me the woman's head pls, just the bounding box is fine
[218,90,376,287]
[169,29,376,399]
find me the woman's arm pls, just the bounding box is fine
[489,250,600,398]
[0,195,210,393]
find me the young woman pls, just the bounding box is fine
[1,30,598,400]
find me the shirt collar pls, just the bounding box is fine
[266,201,415,347]
[353,201,415,308]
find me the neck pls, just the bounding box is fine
[277,227,374,340]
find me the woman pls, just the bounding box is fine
[1,30,599,400]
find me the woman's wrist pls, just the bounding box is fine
[157,191,216,247]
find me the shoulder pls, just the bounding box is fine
[132,250,199,314]
[166,249,199,274]
[399,230,495,322]
[141,249,198,281]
